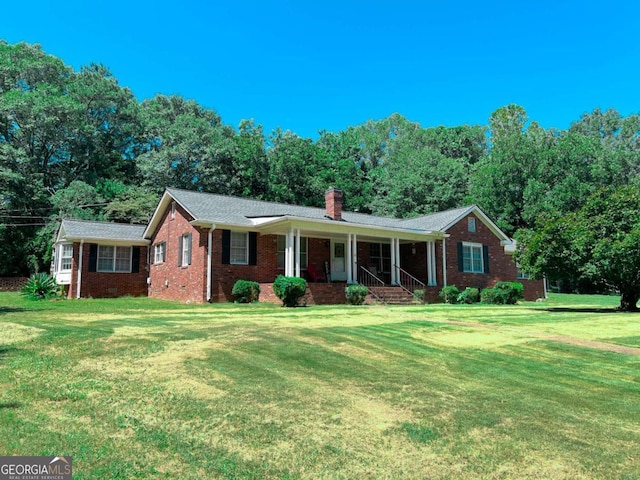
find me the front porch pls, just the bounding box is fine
[261,224,446,304]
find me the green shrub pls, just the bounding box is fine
[413,289,425,303]
[480,288,495,304]
[273,275,307,307]
[21,273,61,300]
[345,284,369,305]
[231,280,260,303]
[457,287,480,304]
[439,285,460,304]
[481,282,524,305]
[494,281,524,304]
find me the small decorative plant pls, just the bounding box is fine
[413,289,425,303]
[21,273,62,300]
[345,284,369,305]
[273,275,307,307]
[231,280,261,303]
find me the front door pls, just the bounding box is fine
[331,239,347,281]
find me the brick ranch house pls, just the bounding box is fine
[53,187,545,304]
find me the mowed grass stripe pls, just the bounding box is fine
[1,293,639,479]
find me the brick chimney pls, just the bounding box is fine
[325,187,343,221]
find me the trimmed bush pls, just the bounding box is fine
[481,282,524,305]
[273,275,307,307]
[413,289,425,304]
[231,280,260,303]
[480,288,495,304]
[345,284,369,305]
[21,273,61,300]
[457,287,480,304]
[439,285,460,304]
[493,281,524,304]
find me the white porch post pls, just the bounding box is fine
[295,228,301,278]
[394,237,401,284]
[442,238,447,287]
[285,227,294,276]
[207,227,214,301]
[427,241,437,286]
[352,234,358,283]
[390,238,396,285]
[76,240,84,299]
[346,234,353,284]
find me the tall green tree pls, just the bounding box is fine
[136,94,236,194]
[516,186,640,311]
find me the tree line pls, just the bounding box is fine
[2,40,640,303]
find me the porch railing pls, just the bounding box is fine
[394,264,426,295]
[358,266,386,304]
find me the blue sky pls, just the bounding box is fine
[2,1,639,138]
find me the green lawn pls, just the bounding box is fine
[0,293,639,479]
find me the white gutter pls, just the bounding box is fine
[76,240,84,299]
[442,238,447,287]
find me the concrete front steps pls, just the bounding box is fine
[366,286,416,305]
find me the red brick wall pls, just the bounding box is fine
[148,203,208,303]
[68,243,149,299]
[443,213,545,301]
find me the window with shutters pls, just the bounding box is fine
[462,242,484,273]
[230,232,249,265]
[180,234,192,266]
[97,246,132,272]
[154,242,166,264]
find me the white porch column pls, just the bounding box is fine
[295,228,301,278]
[352,234,358,283]
[442,238,447,287]
[285,227,294,276]
[390,238,396,285]
[394,237,401,284]
[207,227,215,301]
[427,241,437,286]
[346,234,353,284]
[76,240,84,299]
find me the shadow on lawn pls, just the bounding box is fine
[0,306,30,316]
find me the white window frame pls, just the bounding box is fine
[516,264,530,279]
[468,217,476,233]
[97,245,132,273]
[462,242,484,273]
[60,243,73,271]
[276,235,308,269]
[154,242,166,264]
[181,234,191,266]
[230,231,249,265]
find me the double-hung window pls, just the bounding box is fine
[154,242,166,264]
[230,232,249,265]
[462,242,484,273]
[179,234,192,266]
[97,245,132,272]
[60,244,73,271]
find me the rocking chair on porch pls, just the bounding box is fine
[307,263,327,283]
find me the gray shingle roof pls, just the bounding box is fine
[60,219,147,241]
[167,188,476,233]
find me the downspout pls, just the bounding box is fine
[76,240,84,299]
[206,226,215,302]
[441,238,447,287]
